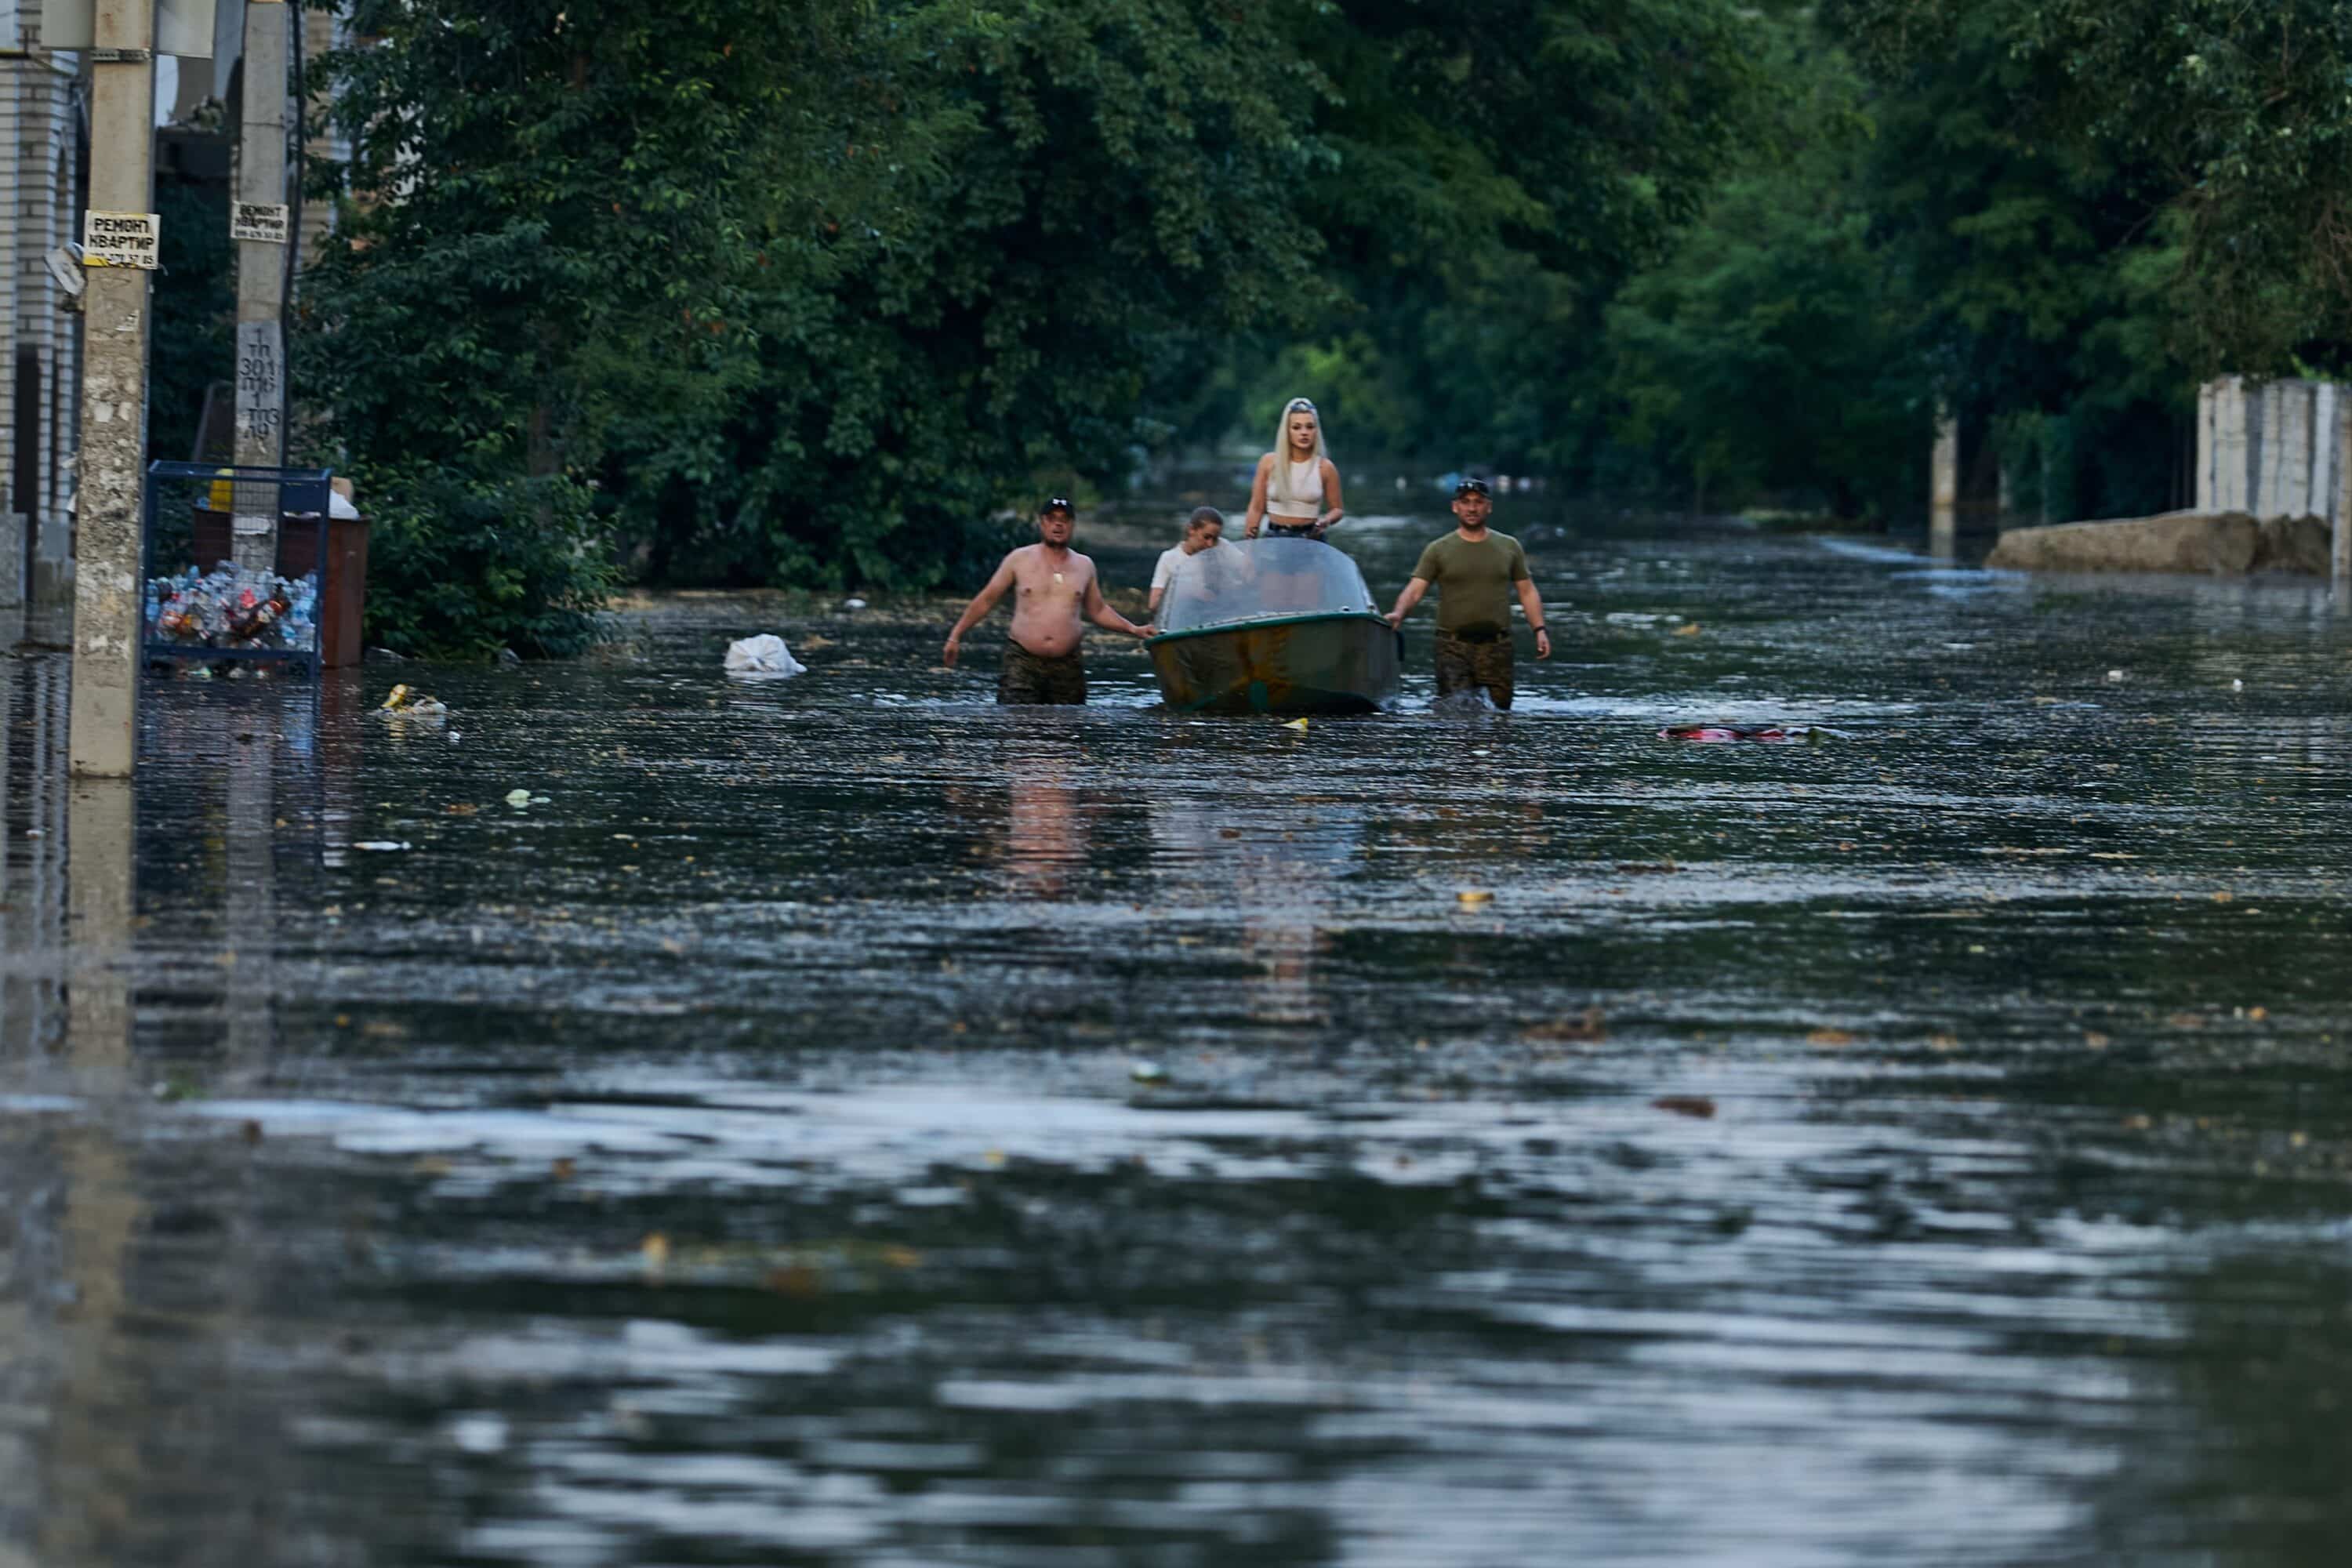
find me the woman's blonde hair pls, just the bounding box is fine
[1269,397,1329,511]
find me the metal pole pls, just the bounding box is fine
[67,0,158,779]
[231,0,289,572]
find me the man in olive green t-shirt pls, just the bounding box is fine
[1386,476,1552,709]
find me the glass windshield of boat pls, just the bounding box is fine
[1156,539,1381,633]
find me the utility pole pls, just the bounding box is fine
[231,0,290,573]
[67,0,158,779]
[2336,393,2351,586]
[1929,405,1959,559]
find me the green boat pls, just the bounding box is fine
[1145,537,1401,714]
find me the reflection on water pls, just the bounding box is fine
[6,509,2352,1565]
[1144,728,1370,1029]
[1,652,69,1059]
[1002,748,1084,902]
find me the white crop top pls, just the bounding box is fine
[1268,458,1323,519]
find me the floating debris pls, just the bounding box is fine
[1457,889,1494,906]
[1659,724,1832,743]
[724,633,807,679]
[1523,1007,1606,1043]
[376,684,448,721]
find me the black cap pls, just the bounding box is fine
[1454,476,1492,498]
[1040,495,1074,517]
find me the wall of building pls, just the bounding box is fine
[0,6,83,609]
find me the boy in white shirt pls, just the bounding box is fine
[1148,507,1226,620]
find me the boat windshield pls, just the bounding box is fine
[1155,538,1382,633]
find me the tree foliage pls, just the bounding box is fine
[1225,0,1767,470]
[304,0,1338,648]
[1831,0,2352,376]
[296,0,2352,639]
[1597,24,1925,516]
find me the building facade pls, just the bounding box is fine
[0,1,84,611]
[1,2,346,613]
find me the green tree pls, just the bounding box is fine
[1209,0,1771,471]
[306,0,892,652]
[1594,23,1924,516]
[1604,177,1928,517]
[633,0,1336,589]
[1738,1,2204,521]
[1831,0,2352,376]
[305,0,1337,646]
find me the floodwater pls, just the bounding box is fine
[5,502,2352,1566]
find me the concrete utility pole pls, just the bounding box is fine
[1929,406,1959,558]
[67,0,159,779]
[231,0,290,572]
[2336,395,2352,586]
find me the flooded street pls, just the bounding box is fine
[7,503,2352,1566]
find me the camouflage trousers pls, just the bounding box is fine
[1433,631,1515,710]
[998,642,1088,706]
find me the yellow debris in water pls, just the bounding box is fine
[376,683,448,720]
[1283,718,1309,731]
[1457,889,1494,906]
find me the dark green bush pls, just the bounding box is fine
[357,464,615,659]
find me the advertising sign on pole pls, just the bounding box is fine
[231,201,290,245]
[82,210,160,269]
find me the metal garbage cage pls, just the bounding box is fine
[141,462,335,681]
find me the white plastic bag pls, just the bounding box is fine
[724,633,807,679]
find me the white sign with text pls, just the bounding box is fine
[234,320,285,483]
[82,210,160,269]
[232,202,291,245]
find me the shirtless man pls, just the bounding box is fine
[942,496,1151,704]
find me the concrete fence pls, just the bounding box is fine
[2197,378,2349,523]
[2198,378,2352,580]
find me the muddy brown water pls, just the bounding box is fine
[6,503,2352,1566]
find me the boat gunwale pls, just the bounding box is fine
[1143,609,1395,648]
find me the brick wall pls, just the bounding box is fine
[1,15,82,605]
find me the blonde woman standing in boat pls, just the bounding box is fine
[1243,397,1345,540]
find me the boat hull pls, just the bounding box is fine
[1146,613,1401,714]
